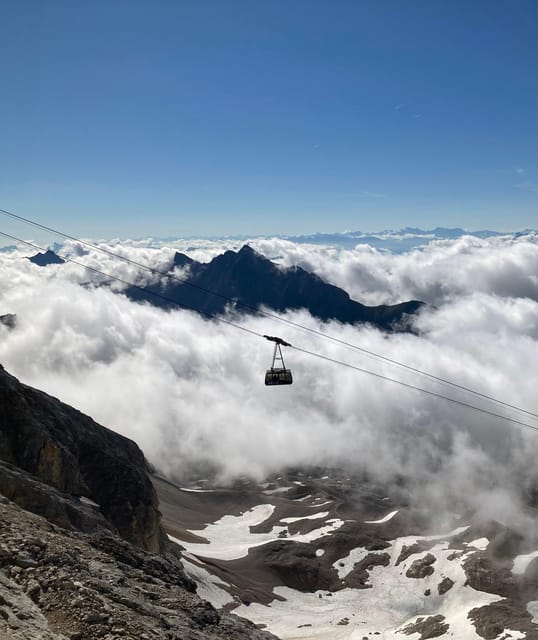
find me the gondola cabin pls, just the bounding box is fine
[263,335,293,386]
[265,367,293,385]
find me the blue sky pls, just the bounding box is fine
[1,0,536,238]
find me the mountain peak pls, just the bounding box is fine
[172,252,194,268]
[28,249,65,266]
[126,246,423,330]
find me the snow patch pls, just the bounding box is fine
[467,537,489,551]
[309,500,332,508]
[180,504,345,560]
[333,546,371,579]
[364,509,399,524]
[181,553,234,608]
[527,601,538,624]
[512,550,538,575]
[281,511,329,524]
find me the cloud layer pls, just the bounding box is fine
[1,235,537,528]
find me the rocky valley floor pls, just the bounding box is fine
[155,469,538,640]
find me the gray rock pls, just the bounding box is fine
[406,553,436,579]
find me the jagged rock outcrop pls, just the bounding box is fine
[126,245,424,330]
[0,461,114,536]
[0,364,162,552]
[406,553,436,578]
[401,614,449,639]
[27,250,65,266]
[343,552,390,589]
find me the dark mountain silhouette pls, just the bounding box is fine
[28,249,65,266]
[126,245,424,330]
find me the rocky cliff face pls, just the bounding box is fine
[0,364,162,552]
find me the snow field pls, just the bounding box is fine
[234,527,501,640]
[364,509,399,524]
[178,503,345,561]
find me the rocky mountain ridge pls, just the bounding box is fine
[26,244,423,330]
[126,245,423,330]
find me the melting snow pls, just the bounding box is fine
[467,537,489,551]
[309,500,332,508]
[364,509,399,524]
[178,504,345,560]
[181,553,233,608]
[498,631,525,639]
[333,546,371,579]
[281,511,330,524]
[234,526,498,639]
[527,601,538,624]
[512,550,538,575]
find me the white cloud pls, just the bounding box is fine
[250,233,538,306]
[0,236,537,529]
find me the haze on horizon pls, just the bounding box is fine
[1,0,536,240]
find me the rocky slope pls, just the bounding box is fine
[0,364,162,552]
[0,365,277,640]
[125,245,423,330]
[27,250,65,266]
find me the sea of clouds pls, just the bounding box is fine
[1,232,537,527]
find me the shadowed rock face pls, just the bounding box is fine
[0,365,163,552]
[127,245,424,330]
[401,614,449,639]
[27,250,65,266]
[0,314,16,329]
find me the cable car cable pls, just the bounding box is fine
[1,205,536,419]
[1,207,537,421]
[1,228,537,432]
[290,345,538,433]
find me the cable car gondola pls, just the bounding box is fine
[264,335,293,386]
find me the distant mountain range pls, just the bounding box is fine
[283,227,537,251]
[125,245,423,330]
